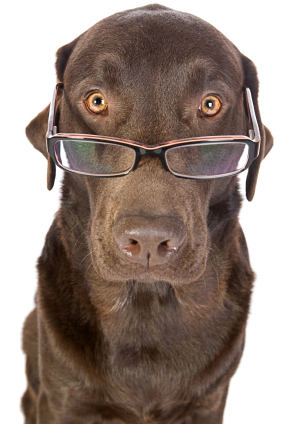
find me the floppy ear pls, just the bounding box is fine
[241,54,273,201]
[25,35,82,190]
[25,105,57,190]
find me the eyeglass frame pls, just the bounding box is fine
[46,83,261,180]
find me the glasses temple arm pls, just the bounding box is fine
[245,87,261,144]
[46,83,64,137]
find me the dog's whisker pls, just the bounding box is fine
[209,258,220,291]
[84,261,94,283]
[109,296,128,312]
[80,250,96,264]
[203,274,207,290]
[210,242,220,253]
[62,215,90,241]
[73,230,89,252]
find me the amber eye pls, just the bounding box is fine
[85,92,107,114]
[200,95,221,117]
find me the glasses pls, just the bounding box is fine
[46,84,260,179]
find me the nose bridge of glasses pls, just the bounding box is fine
[134,147,167,170]
[139,147,163,156]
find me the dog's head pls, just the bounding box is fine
[26,4,272,287]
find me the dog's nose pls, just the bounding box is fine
[113,215,185,266]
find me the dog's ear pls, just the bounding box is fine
[25,35,82,190]
[55,35,82,82]
[25,105,57,190]
[241,54,273,201]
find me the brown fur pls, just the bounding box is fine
[22,4,273,424]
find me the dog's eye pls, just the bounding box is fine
[85,92,107,114]
[199,96,221,117]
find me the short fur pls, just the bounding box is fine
[22,4,273,424]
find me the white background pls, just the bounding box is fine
[1,1,282,423]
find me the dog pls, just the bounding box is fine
[22,4,273,423]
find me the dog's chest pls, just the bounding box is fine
[62,339,221,424]
[62,354,201,423]
[89,301,230,421]
[42,281,242,423]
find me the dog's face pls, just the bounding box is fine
[26,5,272,288]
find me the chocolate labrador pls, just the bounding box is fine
[22,4,273,424]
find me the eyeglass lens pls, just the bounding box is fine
[165,142,249,177]
[54,139,249,177]
[55,140,136,175]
